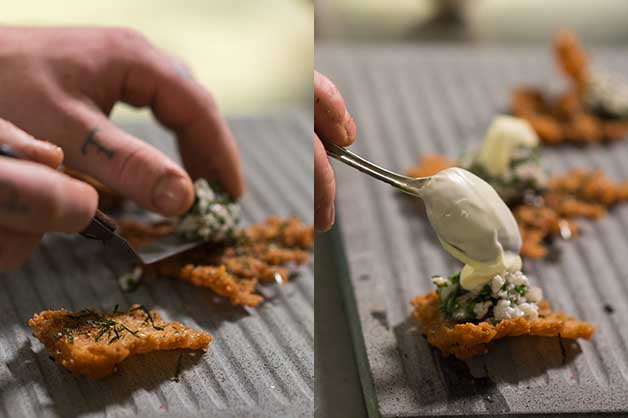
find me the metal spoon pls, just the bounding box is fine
[323,140,522,261]
[323,141,429,197]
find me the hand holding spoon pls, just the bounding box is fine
[323,141,522,290]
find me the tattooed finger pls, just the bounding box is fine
[0,158,97,233]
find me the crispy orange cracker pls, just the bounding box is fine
[179,265,264,307]
[511,31,628,145]
[411,292,594,359]
[405,154,454,178]
[131,217,312,307]
[29,305,211,379]
[554,29,590,94]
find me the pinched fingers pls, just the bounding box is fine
[314,71,356,147]
[0,158,98,234]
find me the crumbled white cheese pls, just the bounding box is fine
[494,299,521,321]
[432,276,447,287]
[509,271,528,286]
[118,266,143,292]
[525,286,543,303]
[585,71,628,118]
[473,300,492,319]
[177,179,240,242]
[517,302,539,320]
[435,269,543,324]
[491,275,505,295]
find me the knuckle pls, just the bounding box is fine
[192,88,218,114]
[106,27,152,55]
[115,143,151,183]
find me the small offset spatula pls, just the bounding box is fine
[0,144,202,265]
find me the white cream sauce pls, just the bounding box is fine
[418,167,522,290]
[476,115,539,177]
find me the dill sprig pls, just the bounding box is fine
[129,305,165,331]
[66,308,140,344]
[63,305,165,344]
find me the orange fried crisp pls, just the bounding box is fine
[405,154,454,179]
[554,29,589,94]
[411,292,594,359]
[29,304,211,379]
[127,217,313,307]
[517,169,628,257]
[512,30,628,145]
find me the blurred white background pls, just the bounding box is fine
[4,0,313,120]
[316,0,628,43]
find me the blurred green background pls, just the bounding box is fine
[4,0,313,121]
[316,0,628,43]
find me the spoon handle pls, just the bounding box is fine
[323,141,423,196]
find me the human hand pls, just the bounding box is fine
[0,118,98,270]
[314,71,356,231]
[0,26,243,219]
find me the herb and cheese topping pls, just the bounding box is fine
[176,179,240,242]
[117,266,143,292]
[584,71,628,119]
[460,116,547,204]
[433,270,543,324]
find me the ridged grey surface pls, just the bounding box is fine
[317,44,628,417]
[0,112,313,418]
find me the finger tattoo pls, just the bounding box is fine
[81,128,115,159]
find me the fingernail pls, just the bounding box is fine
[328,203,335,228]
[343,112,356,143]
[33,140,64,168]
[39,140,60,152]
[43,141,64,160]
[32,139,62,156]
[319,202,335,231]
[152,174,192,215]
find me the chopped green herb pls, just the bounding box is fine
[432,270,542,324]
[118,267,143,292]
[63,327,74,344]
[130,305,165,331]
[172,352,184,382]
[66,308,141,344]
[177,179,241,243]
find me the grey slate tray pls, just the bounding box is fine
[317,44,628,417]
[0,112,313,418]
